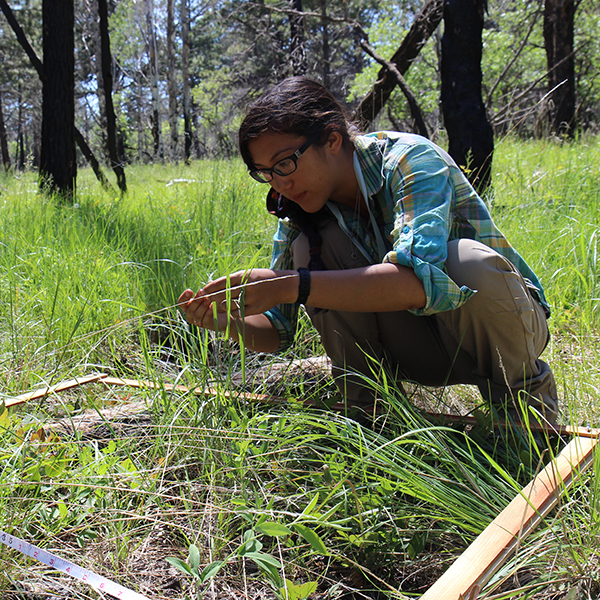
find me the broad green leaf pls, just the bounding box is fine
[301,494,319,516]
[281,579,319,600]
[165,557,194,577]
[246,552,282,588]
[188,543,200,574]
[0,408,10,428]
[255,521,293,537]
[238,530,263,555]
[243,551,282,569]
[57,500,68,520]
[199,560,224,583]
[293,524,328,555]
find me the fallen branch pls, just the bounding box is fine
[3,374,108,407]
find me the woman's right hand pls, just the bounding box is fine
[177,288,233,332]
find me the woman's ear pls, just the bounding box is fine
[326,130,344,155]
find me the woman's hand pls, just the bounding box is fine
[178,269,298,329]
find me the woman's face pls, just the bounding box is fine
[247,130,343,214]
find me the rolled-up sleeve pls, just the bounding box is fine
[382,142,475,315]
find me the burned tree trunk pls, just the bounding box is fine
[181,0,193,164]
[40,0,76,199]
[441,0,493,193]
[146,0,162,160]
[0,0,113,191]
[0,89,11,172]
[98,0,127,192]
[289,0,306,76]
[319,0,330,88]
[543,0,576,136]
[166,0,178,160]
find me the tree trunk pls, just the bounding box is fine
[543,0,576,136]
[289,0,306,76]
[441,0,493,193]
[167,0,178,161]
[16,87,24,169]
[146,0,162,160]
[40,0,76,200]
[353,0,444,129]
[0,0,113,190]
[181,0,192,164]
[88,0,108,161]
[98,0,127,192]
[0,89,11,172]
[319,0,330,88]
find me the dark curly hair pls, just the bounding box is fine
[239,77,359,170]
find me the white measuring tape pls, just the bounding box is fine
[0,529,151,599]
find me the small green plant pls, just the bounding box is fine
[166,524,320,599]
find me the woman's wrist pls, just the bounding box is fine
[296,268,311,304]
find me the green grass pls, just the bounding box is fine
[0,138,599,599]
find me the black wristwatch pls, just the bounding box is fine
[296,268,311,305]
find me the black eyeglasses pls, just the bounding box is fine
[249,138,313,183]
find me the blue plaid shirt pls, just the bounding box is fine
[264,131,549,351]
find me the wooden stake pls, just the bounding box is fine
[3,374,108,408]
[99,375,276,404]
[420,435,598,600]
[6,373,598,439]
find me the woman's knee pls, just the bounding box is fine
[446,239,517,292]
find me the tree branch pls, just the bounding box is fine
[359,39,429,138]
[353,0,444,129]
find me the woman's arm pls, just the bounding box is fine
[179,263,426,348]
[308,263,426,312]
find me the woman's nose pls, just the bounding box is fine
[272,173,293,192]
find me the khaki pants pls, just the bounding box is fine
[292,219,558,422]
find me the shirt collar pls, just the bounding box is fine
[353,133,387,197]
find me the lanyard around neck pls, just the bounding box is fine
[353,152,388,262]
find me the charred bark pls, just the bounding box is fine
[289,0,306,76]
[441,0,493,193]
[0,0,113,191]
[98,0,127,192]
[181,0,192,164]
[319,0,330,88]
[40,0,76,199]
[167,0,178,160]
[543,0,576,136]
[146,0,163,160]
[0,89,11,172]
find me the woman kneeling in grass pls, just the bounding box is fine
[178,76,558,423]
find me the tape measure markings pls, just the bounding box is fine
[0,529,150,600]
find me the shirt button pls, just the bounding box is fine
[402,225,410,234]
